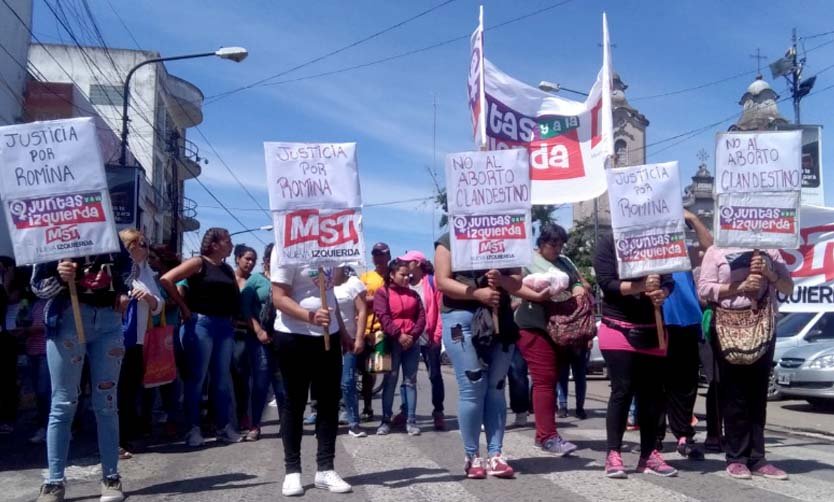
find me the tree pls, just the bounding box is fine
[531,204,557,230]
[563,216,598,287]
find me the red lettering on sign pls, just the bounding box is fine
[478,240,505,255]
[284,209,359,248]
[781,224,834,282]
[45,225,80,244]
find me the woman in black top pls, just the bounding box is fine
[593,233,677,479]
[161,227,241,447]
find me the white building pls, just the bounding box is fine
[0,0,31,126]
[28,43,204,251]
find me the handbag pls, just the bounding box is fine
[143,305,177,387]
[365,313,391,373]
[713,300,773,365]
[545,294,596,347]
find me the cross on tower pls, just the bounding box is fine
[697,149,709,163]
[750,48,768,76]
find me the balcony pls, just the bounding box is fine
[163,74,204,128]
[178,139,203,179]
[181,196,200,232]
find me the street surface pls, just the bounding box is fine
[2,368,833,502]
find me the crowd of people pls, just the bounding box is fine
[0,209,795,501]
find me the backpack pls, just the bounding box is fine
[545,294,596,347]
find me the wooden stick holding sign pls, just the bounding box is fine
[67,281,87,345]
[645,276,666,351]
[318,266,331,351]
[750,250,762,311]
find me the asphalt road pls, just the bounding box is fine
[2,368,833,502]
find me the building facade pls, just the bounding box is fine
[27,43,203,252]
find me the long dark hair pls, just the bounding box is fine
[200,227,229,256]
[234,243,257,263]
[536,222,569,248]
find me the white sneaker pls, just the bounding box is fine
[282,473,304,496]
[514,412,528,428]
[29,427,47,444]
[185,426,204,447]
[216,424,242,443]
[314,470,352,493]
[268,398,278,408]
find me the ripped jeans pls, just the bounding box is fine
[46,304,124,484]
[441,309,514,458]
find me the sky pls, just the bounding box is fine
[30,0,834,268]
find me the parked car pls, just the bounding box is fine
[587,334,607,377]
[773,341,834,410]
[768,312,834,400]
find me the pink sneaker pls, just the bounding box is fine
[486,454,515,479]
[464,456,487,479]
[637,450,678,477]
[605,450,627,479]
[752,463,788,480]
[726,462,752,479]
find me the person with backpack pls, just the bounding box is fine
[160,227,242,447]
[374,259,426,436]
[433,233,545,479]
[31,250,133,502]
[240,243,285,441]
[514,223,586,455]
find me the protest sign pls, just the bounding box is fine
[714,130,802,248]
[779,205,834,313]
[445,149,532,271]
[469,12,613,204]
[607,161,690,279]
[0,117,119,264]
[264,142,361,210]
[264,141,364,268]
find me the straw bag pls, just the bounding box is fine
[713,301,773,365]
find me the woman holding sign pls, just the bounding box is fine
[434,234,545,479]
[698,248,793,480]
[160,228,242,447]
[270,256,352,496]
[31,251,132,502]
[593,233,678,479]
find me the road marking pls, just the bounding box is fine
[501,430,701,502]
[341,433,481,502]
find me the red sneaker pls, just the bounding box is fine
[486,454,515,479]
[726,462,752,479]
[464,456,486,479]
[637,450,678,477]
[605,450,627,479]
[752,463,788,480]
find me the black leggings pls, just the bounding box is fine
[275,332,342,473]
[602,349,665,457]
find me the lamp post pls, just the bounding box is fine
[119,47,248,168]
[230,225,273,237]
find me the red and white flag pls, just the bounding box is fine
[468,12,614,204]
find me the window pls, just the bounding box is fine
[808,313,834,341]
[775,313,815,338]
[89,84,123,106]
[614,139,628,167]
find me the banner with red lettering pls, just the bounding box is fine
[469,12,613,204]
[264,141,365,266]
[607,162,690,278]
[445,149,532,271]
[714,130,802,249]
[779,205,834,312]
[0,117,119,264]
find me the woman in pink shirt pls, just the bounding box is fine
[373,259,425,436]
[698,247,793,481]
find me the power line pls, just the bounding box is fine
[208,0,460,103]
[207,0,575,102]
[631,69,757,101]
[801,29,834,41]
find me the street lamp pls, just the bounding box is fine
[230,224,273,237]
[118,47,249,168]
[537,80,588,97]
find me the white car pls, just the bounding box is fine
[769,312,834,399]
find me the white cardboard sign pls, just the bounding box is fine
[0,117,119,264]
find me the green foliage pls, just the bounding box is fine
[563,216,597,287]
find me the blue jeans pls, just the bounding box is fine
[46,305,124,483]
[180,314,235,430]
[507,348,531,413]
[249,336,285,427]
[442,309,514,457]
[557,345,588,411]
[28,354,51,426]
[381,340,419,424]
[341,352,360,427]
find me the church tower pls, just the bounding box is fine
[573,73,649,230]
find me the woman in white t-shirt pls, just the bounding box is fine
[334,266,368,439]
[270,253,352,497]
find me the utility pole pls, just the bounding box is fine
[168,131,180,254]
[791,28,802,124]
